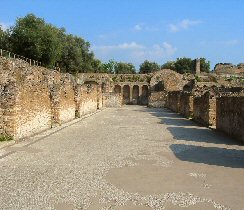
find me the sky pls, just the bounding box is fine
[0,0,243,70]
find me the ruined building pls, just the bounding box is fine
[0,55,243,142]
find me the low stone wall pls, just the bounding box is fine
[103,93,122,108]
[216,96,244,141]
[148,91,167,108]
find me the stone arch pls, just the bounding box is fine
[141,85,149,105]
[114,85,122,94]
[123,85,130,104]
[132,85,139,105]
[150,69,188,92]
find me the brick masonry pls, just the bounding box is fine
[0,57,102,139]
[216,96,244,141]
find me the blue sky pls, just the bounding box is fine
[0,0,243,70]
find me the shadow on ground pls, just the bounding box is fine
[170,144,244,168]
[136,106,244,146]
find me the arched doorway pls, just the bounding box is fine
[114,85,121,94]
[141,85,149,105]
[123,85,130,104]
[132,85,139,105]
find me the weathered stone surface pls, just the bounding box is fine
[216,96,244,141]
[148,91,167,108]
[0,57,102,139]
[103,93,122,108]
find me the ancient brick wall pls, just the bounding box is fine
[102,93,122,108]
[193,92,216,126]
[179,92,194,118]
[59,74,76,123]
[0,56,102,139]
[166,91,181,113]
[148,91,168,108]
[0,57,52,139]
[216,96,244,141]
[79,83,98,116]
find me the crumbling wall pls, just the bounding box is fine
[148,91,168,108]
[193,92,216,126]
[0,56,101,139]
[103,93,122,108]
[150,69,188,91]
[166,91,181,113]
[179,92,194,117]
[0,57,52,139]
[216,96,244,141]
[80,83,98,116]
[59,74,76,123]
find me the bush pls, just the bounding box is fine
[0,134,13,142]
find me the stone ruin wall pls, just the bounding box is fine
[0,56,102,139]
[102,93,122,108]
[148,91,167,108]
[216,96,244,141]
[193,92,216,126]
[151,82,243,141]
[214,63,244,75]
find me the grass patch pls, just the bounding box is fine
[0,134,13,142]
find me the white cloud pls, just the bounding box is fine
[133,23,159,32]
[169,19,202,32]
[92,41,176,66]
[131,42,177,61]
[223,39,239,46]
[0,22,12,31]
[92,42,144,52]
[134,24,143,31]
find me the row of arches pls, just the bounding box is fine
[114,85,149,105]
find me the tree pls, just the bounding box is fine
[199,58,210,73]
[101,59,117,74]
[0,26,9,49]
[161,61,176,70]
[162,58,210,74]
[114,62,136,74]
[174,57,194,74]
[9,14,64,67]
[139,60,160,74]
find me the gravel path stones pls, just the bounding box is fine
[0,106,244,210]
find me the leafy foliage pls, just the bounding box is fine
[161,57,210,74]
[114,62,136,74]
[139,60,160,74]
[2,14,100,73]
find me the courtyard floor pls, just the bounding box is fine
[0,106,244,210]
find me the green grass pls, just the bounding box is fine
[0,134,13,142]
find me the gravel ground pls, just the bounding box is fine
[0,106,244,210]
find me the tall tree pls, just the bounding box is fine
[174,57,194,74]
[101,59,116,74]
[200,57,210,73]
[139,60,160,74]
[161,61,176,70]
[0,26,9,49]
[9,14,64,67]
[114,62,136,74]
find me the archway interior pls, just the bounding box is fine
[123,85,130,104]
[141,85,149,105]
[132,85,139,105]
